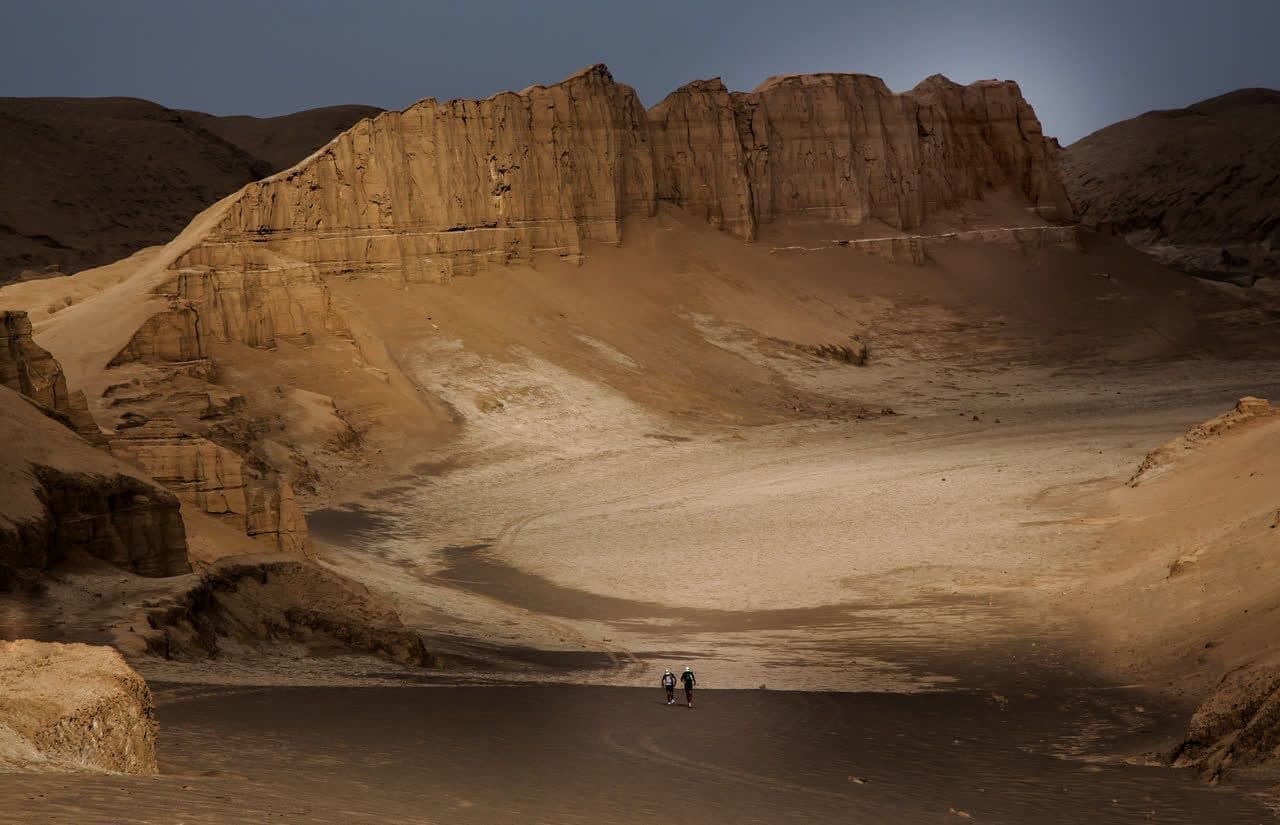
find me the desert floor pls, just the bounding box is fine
[8,356,1259,822]
[4,682,1275,824]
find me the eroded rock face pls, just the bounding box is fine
[102,65,1073,387]
[112,420,311,556]
[651,74,1071,242]
[32,64,1072,574]
[0,386,189,581]
[1,310,104,446]
[0,640,158,774]
[1174,659,1280,781]
[144,558,432,666]
[185,65,1069,286]
[209,65,657,283]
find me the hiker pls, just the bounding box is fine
[662,669,677,704]
[681,666,697,708]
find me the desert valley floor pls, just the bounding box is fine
[7,340,1280,822]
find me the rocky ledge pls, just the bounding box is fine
[0,640,158,774]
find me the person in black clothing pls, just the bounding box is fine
[661,669,676,705]
[681,666,697,708]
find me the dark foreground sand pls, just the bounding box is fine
[1,683,1270,824]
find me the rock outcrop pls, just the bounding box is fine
[4,65,1073,579]
[1,310,104,446]
[187,65,1069,286]
[652,74,1071,242]
[111,420,311,556]
[0,640,158,774]
[205,65,656,283]
[96,65,1074,374]
[144,556,433,666]
[1174,657,1280,782]
[0,385,189,582]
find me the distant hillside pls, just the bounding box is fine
[1060,89,1280,284]
[0,98,379,283]
[179,104,382,172]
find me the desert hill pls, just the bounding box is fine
[178,104,383,173]
[1060,88,1280,285]
[0,98,379,283]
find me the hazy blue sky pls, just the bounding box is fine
[1,0,1276,144]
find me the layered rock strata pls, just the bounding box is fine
[184,65,1070,286]
[111,420,311,556]
[0,386,189,580]
[1,310,105,446]
[22,64,1072,572]
[0,640,158,774]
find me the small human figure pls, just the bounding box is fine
[662,669,676,705]
[681,666,697,708]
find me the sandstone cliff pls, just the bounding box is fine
[184,65,1069,286]
[651,73,1071,242]
[99,65,1072,368]
[112,420,311,556]
[1,310,104,446]
[0,385,189,582]
[0,640,158,774]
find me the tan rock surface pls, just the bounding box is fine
[1,310,104,446]
[0,385,188,579]
[0,640,157,774]
[1130,396,1276,484]
[682,72,1073,239]
[112,419,311,556]
[193,65,1069,285]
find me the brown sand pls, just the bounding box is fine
[1,684,1272,824]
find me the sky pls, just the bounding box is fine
[1,0,1276,145]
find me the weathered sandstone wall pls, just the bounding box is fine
[112,420,311,556]
[204,65,656,282]
[0,640,158,774]
[0,386,189,580]
[1,310,105,446]
[184,65,1069,284]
